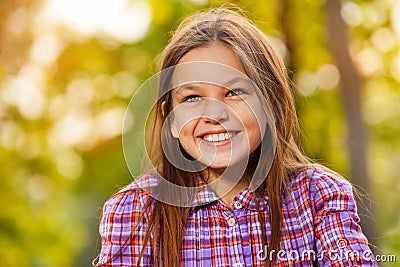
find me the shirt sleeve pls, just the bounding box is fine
[95,188,153,267]
[310,171,378,266]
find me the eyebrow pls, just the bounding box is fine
[173,77,250,94]
[174,84,200,95]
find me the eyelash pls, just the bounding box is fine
[183,95,202,102]
[227,88,246,96]
[182,89,247,103]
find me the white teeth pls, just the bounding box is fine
[204,135,213,142]
[203,132,235,142]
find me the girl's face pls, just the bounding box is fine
[168,42,266,172]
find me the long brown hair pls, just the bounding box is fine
[142,7,312,267]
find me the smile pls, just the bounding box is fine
[201,132,238,142]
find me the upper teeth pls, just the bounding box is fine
[203,132,234,142]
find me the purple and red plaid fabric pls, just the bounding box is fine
[95,167,377,266]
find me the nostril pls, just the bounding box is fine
[203,109,229,123]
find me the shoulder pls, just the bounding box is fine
[290,166,350,188]
[289,166,353,195]
[97,175,158,265]
[285,166,356,213]
[101,175,158,219]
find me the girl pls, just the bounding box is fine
[95,7,377,267]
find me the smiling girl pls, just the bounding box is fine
[94,7,377,267]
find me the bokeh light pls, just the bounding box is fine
[0,0,399,266]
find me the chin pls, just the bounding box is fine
[206,156,249,171]
[207,163,229,170]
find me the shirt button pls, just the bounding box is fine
[227,217,236,227]
[233,263,243,267]
[234,200,243,209]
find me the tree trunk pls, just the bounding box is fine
[279,0,295,79]
[324,0,377,247]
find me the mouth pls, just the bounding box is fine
[200,131,239,143]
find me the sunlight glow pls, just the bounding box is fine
[0,122,24,151]
[362,2,387,28]
[391,53,400,82]
[50,109,93,147]
[189,0,208,5]
[341,1,363,27]
[296,71,318,96]
[112,71,137,98]
[363,79,400,126]
[393,0,400,37]
[27,175,49,201]
[354,47,383,76]
[66,77,94,106]
[55,149,84,179]
[38,0,152,43]
[31,34,64,66]
[371,27,397,53]
[1,65,46,120]
[6,7,29,35]
[95,107,126,140]
[316,64,340,90]
[296,64,340,95]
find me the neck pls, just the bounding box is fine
[202,163,250,208]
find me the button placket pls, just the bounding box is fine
[234,200,243,209]
[227,217,236,227]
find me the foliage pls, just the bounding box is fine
[0,0,399,266]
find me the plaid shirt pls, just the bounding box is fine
[95,168,377,266]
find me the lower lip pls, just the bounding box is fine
[200,133,239,147]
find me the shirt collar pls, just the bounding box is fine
[190,176,219,211]
[190,176,268,212]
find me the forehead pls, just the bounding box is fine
[171,42,248,88]
[177,42,246,72]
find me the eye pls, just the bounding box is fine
[183,95,202,102]
[226,88,246,97]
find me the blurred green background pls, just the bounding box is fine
[0,0,399,266]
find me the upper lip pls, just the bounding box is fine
[197,129,240,137]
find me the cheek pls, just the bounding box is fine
[170,103,204,137]
[238,106,264,145]
[178,120,195,137]
[177,122,202,159]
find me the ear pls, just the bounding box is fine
[170,117,180,139]
[161,101,166,117]
[162,101,179,138]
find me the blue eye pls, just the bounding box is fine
[183,95,202,102]
[227,89,246,97]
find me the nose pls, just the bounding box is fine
[202,99,229,124]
